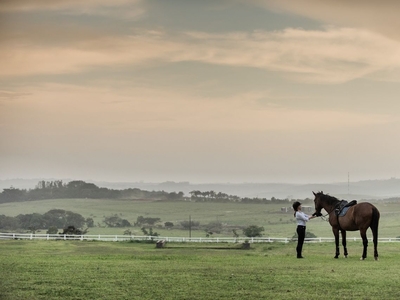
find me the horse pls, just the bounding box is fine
[312,191,380,260]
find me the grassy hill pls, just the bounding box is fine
[1,198,399,238]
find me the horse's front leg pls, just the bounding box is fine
[341,230,348,258]
[332,228,340,259]
[360,229,368,260]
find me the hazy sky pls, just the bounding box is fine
[2,0,400,184]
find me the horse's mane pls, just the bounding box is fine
[315,192,340,206]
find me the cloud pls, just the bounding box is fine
[180,27,400,83]
[2,1,400,83]
[247,0,400,42]
[0,0,141,12]
[2,25,400,84]
[0,90,31,100]
[2,83,394,138]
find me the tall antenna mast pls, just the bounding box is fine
[347,172,350,196]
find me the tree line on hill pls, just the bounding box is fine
[0,180,310,205]
[0,180,185,203]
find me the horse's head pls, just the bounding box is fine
[312,191,324,217]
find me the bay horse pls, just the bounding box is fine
[312,191,380,260]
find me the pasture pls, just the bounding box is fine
[1,198,400,239]
[1,240,400,299]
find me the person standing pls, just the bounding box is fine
[293,201,315,258]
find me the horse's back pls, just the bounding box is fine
[351,202,379,228]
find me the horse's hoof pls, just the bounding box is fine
[360,257,365,261]
[344,255,348,258]
[334,256,339,259]
[374,257,379,261]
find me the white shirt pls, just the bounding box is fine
[295,211,310,226]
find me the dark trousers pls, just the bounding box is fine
[296,225,306,257]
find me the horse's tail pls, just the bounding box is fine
[371,206,380,241]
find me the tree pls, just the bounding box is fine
[86,217,94,227]
[103,214,131,227]
[134,216,161,226]
[47,226,58,234]
[293,231,317,239]
[0,215,19,229]
[16,213,45,230]
[243,225,264,237]
[180,220,200,230]
[43,209,85,228]
[0,188,28,203]
[60,225,87,235]
[141,227,159,237]
[164,222,174,229]
[124,229,132,235]
[205,221,223,234]
[189,190,202,199]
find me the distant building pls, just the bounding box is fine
[282,206,313,213]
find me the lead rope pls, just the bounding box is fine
[318,206,336,222]
[320,213,329,222]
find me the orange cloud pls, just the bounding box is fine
[2,26,400,84]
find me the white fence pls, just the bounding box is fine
[0,232,399,243]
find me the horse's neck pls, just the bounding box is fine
[323,200,338,214]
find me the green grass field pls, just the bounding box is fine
[1,240,400,299]
[0,199,400,239]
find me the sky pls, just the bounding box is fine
[2,0,400,184]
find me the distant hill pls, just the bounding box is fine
[2,178,400,200]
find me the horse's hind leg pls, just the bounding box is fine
[372,226,378,261]
[360,229,368,260]
[341,230,348,258]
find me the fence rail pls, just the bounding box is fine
[0,233,399,243]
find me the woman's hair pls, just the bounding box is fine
[292,201,301,217]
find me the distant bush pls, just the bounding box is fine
[134,216,161,226]
[164,222,174,229]
[243,225,264,237]
[292,231,317,239]
[180,220,200,229]
[103,214,131,227]
[46,226,58,234]
[141,227,159,237]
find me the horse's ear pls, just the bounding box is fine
[313,191,316,196]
